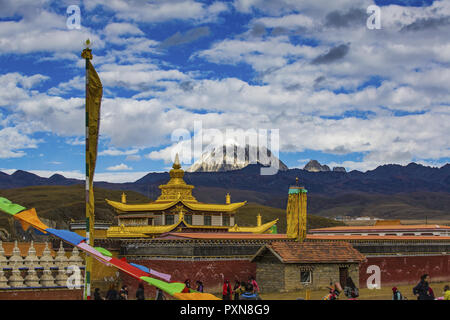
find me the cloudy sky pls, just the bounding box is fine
[0,0,449,182]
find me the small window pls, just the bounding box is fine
[300,271,312,284]
[185,214,192,225]
[165,214,174,225]
[222,215,230,226]
[204,215,211,226]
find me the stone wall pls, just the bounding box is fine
[256,262,285,293]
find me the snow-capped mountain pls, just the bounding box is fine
[187,144,289,172]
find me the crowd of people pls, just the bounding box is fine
[323,274,450,300]
[222,276,261,300]
[390,274,449,300]
[92,275,261,300]
[93,273,449,300]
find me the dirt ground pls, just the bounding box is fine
[259,281,448,300]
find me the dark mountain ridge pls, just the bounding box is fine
[0,162,449,196]
[0,162,448,220]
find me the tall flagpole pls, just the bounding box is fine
[82,39,94,300]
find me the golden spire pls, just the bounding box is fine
[257,213,262,227]
[226,193,231,204]
[156,152,197,202]
[173,153,181,169]
[121,192,127,204]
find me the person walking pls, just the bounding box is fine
[392,287,406,300]
[344,277,359,299]
[155,288,165,300]
[249,276,260,295]
[119,285,128,300]
[182,279,191,293]
[233,280,243,300]
[323,282,341,300]
[240,283,261,300]
[195,280,204,293]
[105,283,119,300]
[93,287,104,300]
[222,279,232,300]
[136,282,145,300]
[413,274,434,300]
[443,285,450,300]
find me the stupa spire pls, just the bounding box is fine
[173,153,181,169]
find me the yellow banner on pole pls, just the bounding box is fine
[86,59,102,223]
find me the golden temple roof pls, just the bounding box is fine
[105,199,247,213]
[228,219,279,234]
[106,153,247,213]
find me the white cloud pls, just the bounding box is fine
[99,148,140,156]
[65,137,84,146]
[0,127,40,158]
[106,163,133,171]
[85,0,229,23]
[103,22,144,37]
[125,154,142,161]
[0,9,103,54]
[48,161,62,165]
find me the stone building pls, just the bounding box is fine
[250,241,365,292]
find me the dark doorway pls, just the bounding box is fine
[339,267,348,288]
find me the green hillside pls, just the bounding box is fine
[0,185,150,240]
[0,185,342,240]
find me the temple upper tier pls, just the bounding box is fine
[105,154,278,238]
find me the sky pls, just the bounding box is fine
[0,0,449,183]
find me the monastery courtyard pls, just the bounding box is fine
[259,281,447,300]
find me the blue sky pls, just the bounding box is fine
[0,0,449,182]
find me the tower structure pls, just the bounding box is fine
[286,178,307,241]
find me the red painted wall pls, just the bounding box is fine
[120,255,450,298]
[120,259,256,299]
[360,255,450,288]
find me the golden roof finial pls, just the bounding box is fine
[81,39,93,59]
[173,153,181,170]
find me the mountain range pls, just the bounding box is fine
[187,144,288,172]
[0,162,449,219]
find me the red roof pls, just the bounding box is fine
[310,224,450,233]
[306,234,450,241]
[252,241,366,264]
